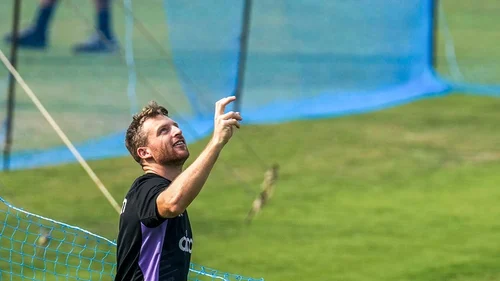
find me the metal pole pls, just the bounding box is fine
[233,0,252,113]
[431,0,438,68]
[3,0,22,171]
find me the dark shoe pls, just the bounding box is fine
[4,26,47,49]
[72,33,119,54]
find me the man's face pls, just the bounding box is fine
[140,115,189,166]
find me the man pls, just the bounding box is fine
[4,0,118,53]
[115,96,242,281]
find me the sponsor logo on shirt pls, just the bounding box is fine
[178,231,193,253]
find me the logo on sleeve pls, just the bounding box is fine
[120,199,127,214]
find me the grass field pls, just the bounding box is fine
[2,94,500,281]
[1,0,500,280]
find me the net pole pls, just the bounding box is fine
[3,0,21,171]
[124,0,138,116]
[430,0,438,68]
[233,0,253,113]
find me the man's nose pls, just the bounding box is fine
[172,126,183,136]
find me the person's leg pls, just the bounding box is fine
[73,0,119,54]
[32,0,58,39]
[95,0,115,41]
[4,0,58,49]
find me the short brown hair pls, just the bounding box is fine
[125,101,169,163]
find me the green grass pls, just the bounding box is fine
[2,94,500,281]
[1,0,500,280]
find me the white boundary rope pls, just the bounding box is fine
[0,48,121,214]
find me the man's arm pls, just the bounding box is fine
[156,96,242,218]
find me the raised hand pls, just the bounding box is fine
[212,96,242,146]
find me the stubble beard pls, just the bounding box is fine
[157,146,190,167]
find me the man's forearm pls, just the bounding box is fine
[156,140,223,218]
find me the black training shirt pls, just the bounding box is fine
[115,173,192,281]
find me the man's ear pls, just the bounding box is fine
[137,147,152,160]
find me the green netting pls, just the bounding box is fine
[0,197,116,280]
[1,0,451,170]
[0,197,264,281]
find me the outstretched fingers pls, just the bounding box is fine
[215,96,237,117]
[212,96,242,145]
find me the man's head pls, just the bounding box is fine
[125,101,189,167]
